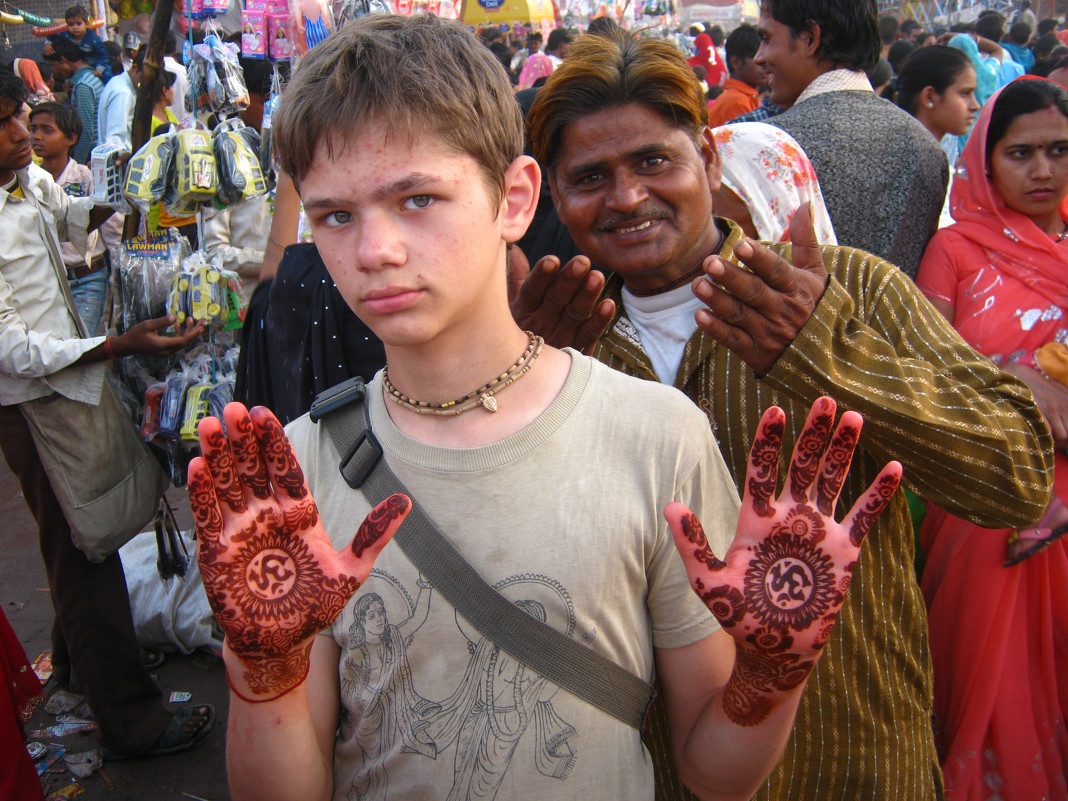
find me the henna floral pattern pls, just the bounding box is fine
[747,417,784,518]
[787,400,833,503]
[229,413,271,500]
[665,399,902,729]
[189,403,411,700]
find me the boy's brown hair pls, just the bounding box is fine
[527,31,708,171]
[274,14,523,204]
[64,5,89,22]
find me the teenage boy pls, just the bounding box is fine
[29,101,116,335]
[58,5,112,84]
[513,29,1052,801]
[707,23,764,127]
[187,14,903,801]
[43,35,101,164]
[0,66,212,759]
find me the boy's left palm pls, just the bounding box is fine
[665,398,902,726]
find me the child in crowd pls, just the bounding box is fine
[57,5,112,84]
[188,14,901,801]
[28,101,116,335]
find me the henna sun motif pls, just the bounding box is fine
[743,509,837,631]
[226,530,328,624]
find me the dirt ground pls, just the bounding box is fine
[1,458,232,801]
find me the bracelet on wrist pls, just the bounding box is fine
[225,660,310,704]
[102,337,117,360]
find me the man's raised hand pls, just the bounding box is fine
[693,203,829,374]
[508,247,615,354]
[665,398,902,726]
[188,402,410,699]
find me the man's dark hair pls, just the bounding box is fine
[528,31,706,169]
[64,4,89,22]
[29,100,81,141]
[879,14,899,45]
[1009,20,1032,45]
[1033,32,1059,59]
[0,65,28,109]
[760,0,880,72]
[1037,18,1058,37]
[975,11,1005,42]
[164,30,179,56]
[709,25,724,47]
[45,35,85,63]
[725,23,761,70]
[546,28,572,54]
[887,39,916,73]
[900,19,920,37]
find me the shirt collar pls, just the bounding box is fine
[795,69,873,106]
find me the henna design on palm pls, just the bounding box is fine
[189,402,411,698]
[666,398,902,727]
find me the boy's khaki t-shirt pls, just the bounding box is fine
[287,351,740,801]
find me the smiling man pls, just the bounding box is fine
[757,0,947,279]
[522,29,1054,801]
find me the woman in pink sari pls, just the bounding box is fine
[915,78,1068,801]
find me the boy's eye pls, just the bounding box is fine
[403,195,433,210]
[323,210,352,226]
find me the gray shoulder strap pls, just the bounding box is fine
[311,378,655,730]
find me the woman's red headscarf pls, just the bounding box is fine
[949,80,1068,309]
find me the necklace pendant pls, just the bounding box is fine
[480,394,498,413]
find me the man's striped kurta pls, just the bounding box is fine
[595,220,1052,801]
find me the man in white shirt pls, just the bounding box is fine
[164,31,190,123]
[97,46,142,151]
[0,66,211,760]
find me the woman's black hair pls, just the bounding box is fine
[986,78,1068,162]
[894,45,972,115]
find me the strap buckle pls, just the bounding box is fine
[340,428,382,489]
[309,376,367,423]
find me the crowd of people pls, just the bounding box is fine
[2,1,1067,800]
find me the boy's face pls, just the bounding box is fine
[29,112,76,160]
[66,16,88,39]
[299,119,535,348]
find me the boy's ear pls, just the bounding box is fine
[500,155,541,244]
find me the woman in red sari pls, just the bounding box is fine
[916,78,1068,801]
[0,607,45,801]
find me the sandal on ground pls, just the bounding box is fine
[140,647,166,670]
[102,704,215,760]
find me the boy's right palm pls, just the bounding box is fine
[188,403,410,698]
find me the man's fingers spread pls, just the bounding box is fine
[787,202,824,268]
